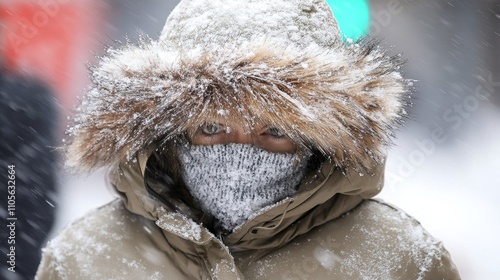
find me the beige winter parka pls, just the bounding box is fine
[37,151,459,279]
[37,0,460,278]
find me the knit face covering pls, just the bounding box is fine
[178,143,310,232]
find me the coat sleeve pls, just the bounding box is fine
[35,244,66,280]
[35,201,194,280]
[422,241,461,280]
[372,200,462,280]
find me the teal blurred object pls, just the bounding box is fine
[326,0,370,42]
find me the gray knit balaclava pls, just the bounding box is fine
[178,143,310,232]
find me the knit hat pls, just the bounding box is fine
[66,0,409,172]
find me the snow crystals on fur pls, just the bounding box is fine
[65,0,411,173]
[67,39,409,172]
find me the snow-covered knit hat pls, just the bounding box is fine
[66,0,409,172]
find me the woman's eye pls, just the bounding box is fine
[201,123,224,135]
[266,127,285,138]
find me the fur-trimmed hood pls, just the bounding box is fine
[66,0,409,172]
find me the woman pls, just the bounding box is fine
[36,0,460,279]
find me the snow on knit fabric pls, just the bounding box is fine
[178,143,309,232]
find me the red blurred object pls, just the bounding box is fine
[0,0,103,114]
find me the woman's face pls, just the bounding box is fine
[191,122,297,153]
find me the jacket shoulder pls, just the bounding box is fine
[35,200,185,280]
[326,199,461,279]
[242,199,461,279]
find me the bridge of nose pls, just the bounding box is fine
[227,127,256,145]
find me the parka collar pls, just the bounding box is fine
[110,147,383,254]
[224,162,383,252]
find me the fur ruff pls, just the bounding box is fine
[66,39,409,172]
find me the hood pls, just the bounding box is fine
[65,0,410,173]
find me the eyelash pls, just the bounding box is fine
[201,123,224,135]
[199,124,286,139]
[266,127,285,138]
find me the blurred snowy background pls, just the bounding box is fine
[1,0,499,279]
